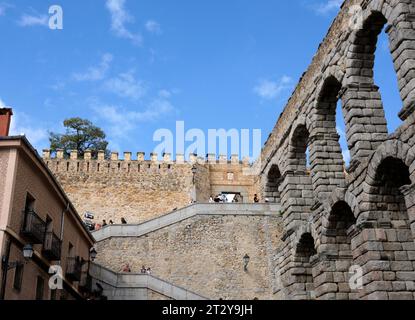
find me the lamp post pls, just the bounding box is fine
[2,244,34,270]
[22,244,34,260]
[89,247,97,262]
[1,243,34,300]
[243,254,250,272]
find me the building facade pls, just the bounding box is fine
[0,134,95,300]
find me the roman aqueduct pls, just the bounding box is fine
[258,0,415,299]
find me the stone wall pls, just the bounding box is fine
[258,0,415,300]
[43,151,257,224]
[94,209,282,300]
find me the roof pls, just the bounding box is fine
[0,108,13,115]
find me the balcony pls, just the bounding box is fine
[78,272,92,292]
[66,257,83,282]
[21,210,46,244]
[42,232,62,261]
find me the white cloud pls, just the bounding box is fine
[145,20,162,34]
[9,112,48,148]
[253,76,293,100]
[104,70,147,100]
[17,13,48,27]
[158,89,171,98]
[105,0,142,45]
[0,97,7,107]
[91,98,174,137]
[313,0,343,15]
[342,149,351,166]
[72,53,113,82]
[336,126,350,166]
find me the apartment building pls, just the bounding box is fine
[0,108,95,300]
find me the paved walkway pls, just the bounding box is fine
[93,203,282,242]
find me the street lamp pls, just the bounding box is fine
[22,244,34,260]
[2,244,33,271]
[1,243,34,299]
[90,247,97,262]
[243,254,250,272]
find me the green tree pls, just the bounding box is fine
[49,118,109,159]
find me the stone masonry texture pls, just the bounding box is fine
[41,0,415,300]
[95,214,282,300]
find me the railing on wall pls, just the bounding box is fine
[42,231,62,261]
[21,210,46,244]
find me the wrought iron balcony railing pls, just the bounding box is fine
[78,272,92,292]
[21,210,46,244]
[42,231,62,261]
[66,257,83,282]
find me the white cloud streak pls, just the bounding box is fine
[17,13,48,27]
[9,111,48,148]
[253,76,293,100]
[105,0,142,45]
[72,53,113,82]
[145,20,162,34]
[104,70,147,100]
[0,97,7,107]
[91,98,175,137]
[314,0,343,15]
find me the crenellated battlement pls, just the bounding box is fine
[42,149,252,166]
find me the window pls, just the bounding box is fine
[68,242,74,258]
[35,276,45,300]
[25,193,35,212]
[46,216,53,233]
[13,264,24,291]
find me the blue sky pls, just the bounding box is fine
[0,0,403,163]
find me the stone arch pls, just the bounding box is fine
[314,200,357,300]
[287,116,312,173]
[290,229,317,300]
[323,187,359,221]
[354,139,415,299]
[308,75,347,200]
[322,201,356,245]
[288,115,312,146]
[264,164,282,203]
[282,118,314,230]
[295,232,317,262]
[364,2,415,119]
[360,140,414,226]
[343,10,390,163]
[364,140,414,187]
[316,66,344,98]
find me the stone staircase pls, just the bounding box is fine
[89,263,207,300]
[92,203,281,242]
